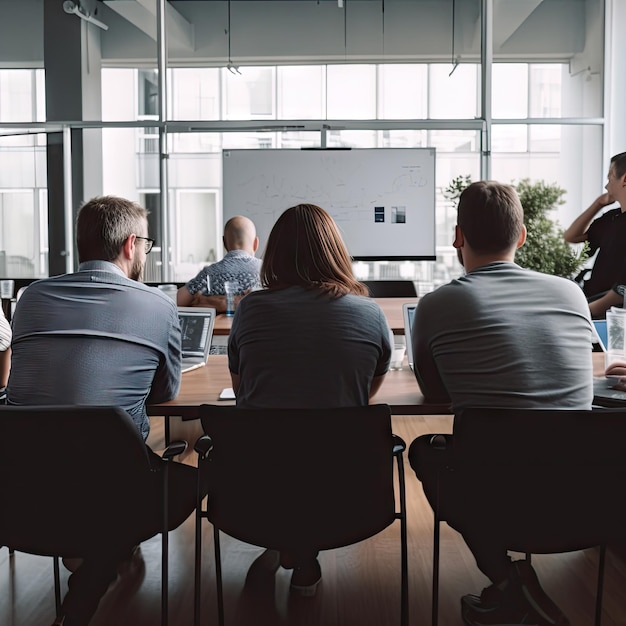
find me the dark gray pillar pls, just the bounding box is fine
[43,1,102,275]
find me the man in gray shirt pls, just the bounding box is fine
[7,196,199,626]
[409,181,593,626]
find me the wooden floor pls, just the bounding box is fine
[2,414,626,626]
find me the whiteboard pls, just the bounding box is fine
[222,148,436,260]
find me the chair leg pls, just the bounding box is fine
[396,452,409,626]
[53,556,62,617]
[432,515,440,626]
[213,525,224,626]
[595,544,606,626]
[194,500,204,626]
[162,463,170,626]
[164,416,171,447]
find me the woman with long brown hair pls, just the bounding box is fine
[228,203,392,595]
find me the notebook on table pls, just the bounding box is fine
[402,303,417,371]
[178,306,216,373]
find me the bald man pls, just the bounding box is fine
[177,215,262,313]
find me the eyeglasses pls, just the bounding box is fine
[135,236,155,254]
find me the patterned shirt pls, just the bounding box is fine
[185,249,262,296]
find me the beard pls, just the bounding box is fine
[456,247,465,268]
[129,249,145,282]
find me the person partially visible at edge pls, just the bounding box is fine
[227,203,392,598]
[7,195,204,626]
[409,181,593,626]
[177,214,262,313]
[0,312,10,392]
[565,151,626,308]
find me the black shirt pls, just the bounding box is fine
[584,207,626,297]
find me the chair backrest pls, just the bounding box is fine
[199,403,396,551]
[450,407,626,552]
[362,280,417,298]
[0,405,152,556]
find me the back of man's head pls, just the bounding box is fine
[77,196,148,263]
[611,152,626,178]
[223,215,257,253]
[457,181,524,254]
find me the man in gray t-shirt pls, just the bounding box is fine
[7,196,200,626]
[409,181,593,626]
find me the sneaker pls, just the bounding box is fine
[290,558,322,597]
[461,560,569,626]
[512,560,569,626]
[462,592,540,626]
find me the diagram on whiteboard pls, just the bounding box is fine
[222,148,436,260]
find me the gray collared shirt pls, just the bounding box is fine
[7,261,182,439]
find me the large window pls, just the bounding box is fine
[0,0,611,283]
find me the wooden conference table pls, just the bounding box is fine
[213,297,417,336]
[149,351,608,420]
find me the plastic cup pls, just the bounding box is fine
[605,308,626,370]
[390,345,406,370]
[0,280,14,300]
[224,280,240,316]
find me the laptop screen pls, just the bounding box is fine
[177,307,216,359]
[402,303,417,370]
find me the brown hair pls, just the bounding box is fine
[76,196,148,263]
[457,181,524,253]
[611,152,626,178]
[261,203,368,297]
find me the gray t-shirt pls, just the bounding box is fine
[413,261,594,410]
[229,286,392,409]
[186,249,262,296]
[7,261,182,439]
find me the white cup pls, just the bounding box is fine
[0,279,14,300]
[390,345,406,370]
[605,308,626,371]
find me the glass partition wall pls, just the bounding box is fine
[0,0,610,292]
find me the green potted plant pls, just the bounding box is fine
[444,176,588,279]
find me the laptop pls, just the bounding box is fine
[402,303,417,371]
[178,307,216,373]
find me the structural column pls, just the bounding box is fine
[43,1,103,275]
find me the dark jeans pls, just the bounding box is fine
[61,448,205,626]
[409,434,512,584]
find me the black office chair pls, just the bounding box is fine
[362,280,418,298]
[414,407,626,626]
[193,403,408,626]
[0,405,189,626]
